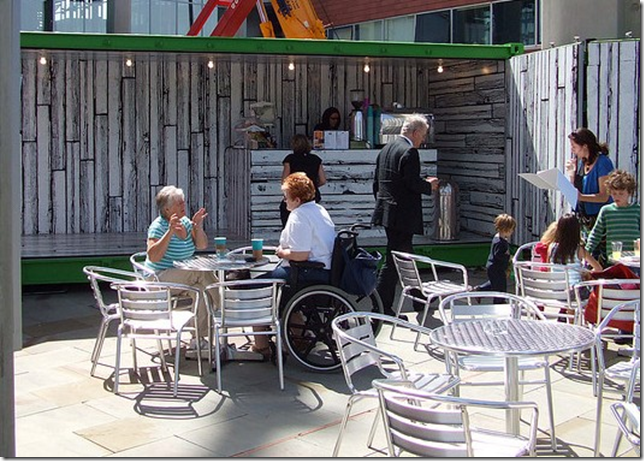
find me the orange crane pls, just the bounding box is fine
[187,0,326,39]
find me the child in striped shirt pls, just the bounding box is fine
[585,170,640,267]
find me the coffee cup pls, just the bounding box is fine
[251,238,264,260]
[214,237,227,258]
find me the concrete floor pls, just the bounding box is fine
[15,268,639,457]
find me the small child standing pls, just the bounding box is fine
[475,213,516,293]
[585,169,640,267]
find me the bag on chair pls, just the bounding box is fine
[584,263,639,331]
[331,230,382,297]
[339,247,382,296]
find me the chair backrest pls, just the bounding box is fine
[130,251,158,280]
[332,312,410,394]
[82,265,146,317]
[595,299,641,354]
[512,241,542,266]
[438,291,546,324]
[113,282,177,329]
[373,379,471,457]
[205,279,284,326]
[391,251,423,290]
[576,279,641,327]
[514,261,578,321]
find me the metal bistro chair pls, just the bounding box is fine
[591,299,640,457]
[511,240,543,267]
[609,357,640,457]
[391,251,470,349]
[82,266,147,377]
[112,281,203,396]
[373,378,539,457]
[438,291,557,450]
[331,312,459,457]
[129,251,158,280]
[204,278,286,393]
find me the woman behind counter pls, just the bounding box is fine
[280,134,327,227]
[313,106,342,132]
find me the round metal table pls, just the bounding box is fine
[429,319,595,441]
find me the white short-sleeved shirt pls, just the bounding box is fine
[279,201,336,269]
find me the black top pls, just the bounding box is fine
[371,137,433,235]
[485,235,510,272]
[282,152,323,202]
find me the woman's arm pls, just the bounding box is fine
[276,246,310,262]
[579,246,602,271]
[578,173,611,203]
[281,163,291,182]
[317,164,327,186]
[191,207,209,250]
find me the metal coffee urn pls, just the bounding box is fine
[432,180,460,241]
[349,89,365,141]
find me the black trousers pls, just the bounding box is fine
[376,227,414,313]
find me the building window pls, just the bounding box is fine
[384,16,415,42]
[355,20,382,41]
[453,5,491,44]
[415,10,450,43]
[328,26,353,40]
[493,0,537,45]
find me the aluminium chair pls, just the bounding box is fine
[129,251,158,280]
[514,261,584,324]
[591,300,640,456]
[609,358,640,457]
[330,311,459,457]
[511,240,542,267]
[112,281,203,396]
[82,265,147,377]
[437,291,557,450]
[391,251,470,349]
[373,378,539,457]
[203,278,286,393]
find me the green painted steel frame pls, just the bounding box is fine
[21,32,523,60]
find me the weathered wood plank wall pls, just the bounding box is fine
[232,149,437,243]
[429,60,509,237]
[21,48,507,242]
[506,44,580,244]
[586,40,640,199]
[507,40,640,245]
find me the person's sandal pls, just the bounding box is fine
[251,345,271,361]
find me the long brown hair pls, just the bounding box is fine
[551,213,582,264]
[568,128,609,165]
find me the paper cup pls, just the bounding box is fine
[251,238,263,260]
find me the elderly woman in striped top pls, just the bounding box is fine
[145,185,218,358]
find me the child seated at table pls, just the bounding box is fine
[585,169,640,272]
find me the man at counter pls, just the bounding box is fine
[371,114,439,319]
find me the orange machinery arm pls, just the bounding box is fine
[188,0,325,39]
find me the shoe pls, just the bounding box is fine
[383,309,408,322]
[613,333,633,346]
[251,344,272,361]
[186,338,211,360]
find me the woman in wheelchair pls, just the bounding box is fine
[253,172,336,357]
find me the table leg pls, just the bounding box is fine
[505,356,520,435]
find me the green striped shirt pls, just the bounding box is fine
[586,202,641,253]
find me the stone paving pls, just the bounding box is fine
[15,269,638,457]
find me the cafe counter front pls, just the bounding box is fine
[224,148,437,244]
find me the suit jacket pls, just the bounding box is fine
[371,137,433,235]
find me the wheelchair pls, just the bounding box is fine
[279,224,384,372]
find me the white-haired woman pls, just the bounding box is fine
[145,185,217,357]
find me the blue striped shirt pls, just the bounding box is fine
[145,215,196,271]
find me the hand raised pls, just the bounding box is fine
[192,207,207,227]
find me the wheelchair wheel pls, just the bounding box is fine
[281,285,358,372]
[344,291,385,336]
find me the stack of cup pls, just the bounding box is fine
[251,238,264,261]
[215,236,227,258]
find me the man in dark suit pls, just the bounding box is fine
[371,114,438,318]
